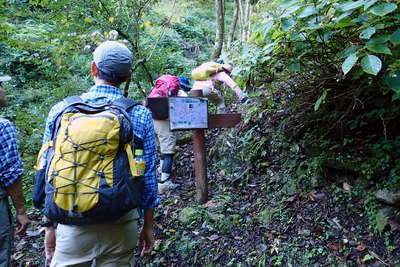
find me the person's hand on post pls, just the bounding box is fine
[44,227,56,261]
[15,212,30,235]
[138,227,154,257]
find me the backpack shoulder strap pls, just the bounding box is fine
[64,95,83,106]
[112,97,140,111]
[112,98,145,150]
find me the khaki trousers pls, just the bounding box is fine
[50,210,139,267]
[153,119,176,154]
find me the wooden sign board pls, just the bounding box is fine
[169,97,208,130]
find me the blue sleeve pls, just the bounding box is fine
[0,121,24,188]
[42,101,66,144]
[131,106,160,209]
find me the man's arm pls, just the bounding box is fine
[0,120,30,234]
[39,103,65,261]
[134,106,160,209]
[5,179,30,234]
[131,106,160,256]
[139,209,155,257]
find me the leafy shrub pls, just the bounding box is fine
[223,0,400,192]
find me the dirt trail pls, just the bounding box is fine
[12,128,400,266]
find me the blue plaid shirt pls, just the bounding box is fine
[0,117,24,188]
[42,85,160,209]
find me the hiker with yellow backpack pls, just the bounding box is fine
[33,41,159,265]
[191,60,249,114]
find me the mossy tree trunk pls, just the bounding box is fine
[212,0,225,60]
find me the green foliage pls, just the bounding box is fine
[231,0,400,99]
[1,0,215,202]
[221,0,400,234]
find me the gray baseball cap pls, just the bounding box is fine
[93,41,132,77]
[0,76,11,83]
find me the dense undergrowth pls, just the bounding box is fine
[215,0,400,251]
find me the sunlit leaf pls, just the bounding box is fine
[342,53,358,75]
[363,0,378,10]
[298,5,317,18]
[84,17,93,23]
[361,55,382,75]
[281,19,296,31]
[369,2,397,16]
[262,21,274,37]
[337,0,365,11]
[281,4,303,17]
[359,27,375,39]
[334,11,353,23]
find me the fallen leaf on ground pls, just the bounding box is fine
[388,219,400,231]
[13,253,24,261]
[208,234,220,241]
[204,200,215,208]
[285,196,296,202]
[265,233,274,239]
[270,239,280,255]
[309,190,326,201]
[356,245,367,251]
[327,243,341,251]
[343,182,351,192]
[153,240,162,250]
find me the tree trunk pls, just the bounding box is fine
[238,0,244,43]
[238,0,252,43]
[227,0,239,48]
[211,0,225,60]
[244,0,252,41]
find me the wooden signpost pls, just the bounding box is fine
[186,90,241,204]
[151,91,242,204]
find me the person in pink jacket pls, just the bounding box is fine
[192,61,248,113]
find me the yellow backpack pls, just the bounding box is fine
[191,62,224,81]
[33,96,145,225]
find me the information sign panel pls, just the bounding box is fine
[169,97,208,130]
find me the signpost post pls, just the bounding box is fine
[189,90,241,203]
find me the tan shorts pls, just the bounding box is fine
[153,119,176,154]
[50,210,139,267]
